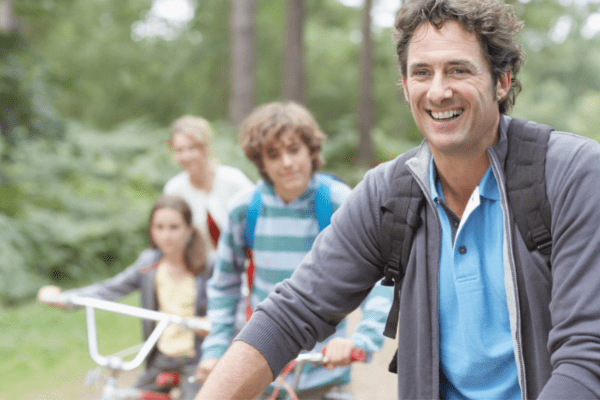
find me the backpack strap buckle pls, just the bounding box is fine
[381,262,402,287]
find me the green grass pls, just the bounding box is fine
[0,293,144,400]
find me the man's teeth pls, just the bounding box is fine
[431,110,462,120]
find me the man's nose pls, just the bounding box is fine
[427,75,452,103]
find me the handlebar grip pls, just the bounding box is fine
[350,348,366,362]
[38,293,71,306]
[320,347,366,363]
[155,371,180,388]
[183,318,211,332]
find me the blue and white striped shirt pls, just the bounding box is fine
[202,173,392,392]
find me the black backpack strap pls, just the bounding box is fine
[505,117,553,265]
[380,160,425,340]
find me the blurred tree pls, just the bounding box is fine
[0,0,22,146]
[357,0,374,167]
[508,0,600,140]
[0,0,64,152]
[229,0,255,127]
[10,0,599,157]
[16,0,232,129]
[283,0,304,103]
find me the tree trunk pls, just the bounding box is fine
[0,0,17,33]
[229,0,255,127]
[357,0,374,166]
[0,0,20,148]
[283,0,304,104]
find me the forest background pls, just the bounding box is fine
[2,0,600,304]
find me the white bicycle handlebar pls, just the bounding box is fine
[41,294,211,372]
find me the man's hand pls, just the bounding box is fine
[194,358,219,383]
[322,338,356,370]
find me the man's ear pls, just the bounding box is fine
[402,76,409,102]
[497,71,511,101]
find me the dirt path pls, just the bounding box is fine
[347,309,397,400]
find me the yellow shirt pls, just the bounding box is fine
[155,262,197,358]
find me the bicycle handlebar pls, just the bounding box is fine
[188,348,366,385]
[40,294,211,372]
[270,348,366,400]
[40,294,211,332]
[294,348,366,364]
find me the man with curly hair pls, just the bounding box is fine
[195,1,600,398]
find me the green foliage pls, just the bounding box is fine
[4,0,600,303]
[210,120,262,182]
[0,116,260,305]
[12,0,600,143]
[17,0,231,129]
[15,0,414,146]
[0,120,170,304]
[513,10,600,139]
[0,29,64,150]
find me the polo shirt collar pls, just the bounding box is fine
[429,158,499,203]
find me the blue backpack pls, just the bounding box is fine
[242,173,342,320]
[243,173,340,247]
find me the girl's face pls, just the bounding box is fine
[151,207,193,258]
[171,133,209,174]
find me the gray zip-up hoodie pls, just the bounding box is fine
[237,115,600,399]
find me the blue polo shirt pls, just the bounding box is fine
[430,159,520,400]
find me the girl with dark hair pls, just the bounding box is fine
[38,195,212,400]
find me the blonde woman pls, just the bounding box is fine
[164,116,254,249]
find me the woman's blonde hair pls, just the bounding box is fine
[168,115,213,149]
[149,195,208,275]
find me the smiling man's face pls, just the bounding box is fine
[402,21,510,159]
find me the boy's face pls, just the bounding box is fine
[261,131,314,203]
